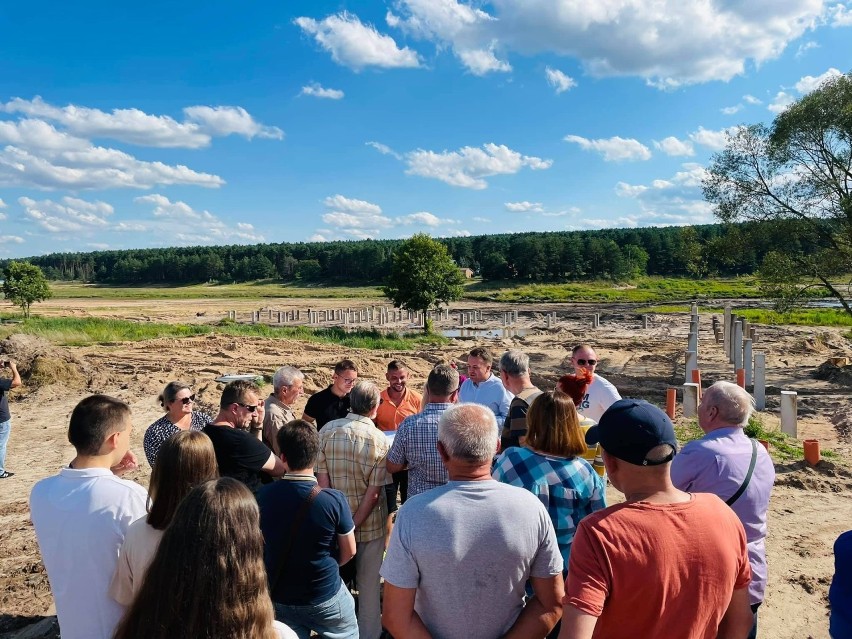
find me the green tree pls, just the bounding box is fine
[703,71,852,316]
[2,261,52,318]
[383,234,464,333]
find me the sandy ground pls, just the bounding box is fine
[1,297,851,638]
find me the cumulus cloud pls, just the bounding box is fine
[505,201,543,212]
[1,96,282,148]
[0,235,23,243]
[385,0,829,87]
[319,194,393,238]
[564,135,652,162]
[743,94,762,105]
[18,195,113,233]
[366,141,402,159]
[405,143,552,189]
[830,2,852,25]
[768,91,796,114]
[133,194,264,244]
[0,197,6,208]
[456,46,512,75]
[300,83,345,99]
[794,67,843,94]
[613,162,713,226]
[396,211,459,226]
[545,67,577,93]
[688,126,740,151]
[654,136,694,157]
[295,12,421,70]
[796,40,820,57]
[721,104,742,115]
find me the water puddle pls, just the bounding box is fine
[441,327,530,339]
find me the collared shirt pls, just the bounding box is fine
[458,373,513,423]
[670,426,775,604]
[387,403,452,497]
[375,387,421,432]
[142,411,210,467]
[316,413,390,543]
[263,393,296,455]
[304,386,350,430]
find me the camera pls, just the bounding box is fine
[1,360,9,367]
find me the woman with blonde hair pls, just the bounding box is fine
[110,430,218,605]
[143,381,211,466]
[113,477,297,639]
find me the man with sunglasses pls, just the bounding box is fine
[303,359,358,430]
[204,380,287,493]
[570,344,620,423]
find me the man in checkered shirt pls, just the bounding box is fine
[386,364,459,498]
[317,380,389,639]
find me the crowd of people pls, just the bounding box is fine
[23,341,828,638]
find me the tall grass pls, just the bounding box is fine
[0,316,446,350]
[637,305,852,328]
[48,281,385,300]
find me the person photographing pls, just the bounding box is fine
[0,358,22,479]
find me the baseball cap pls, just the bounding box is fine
[584,399,678,466]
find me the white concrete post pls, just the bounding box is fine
[685,350,697,382]
[592,314,600,328]
[733,320,744,370]
[691,302,698,315]
[683,383,699,418]
[753,352,766,411]
[723,305,732,356]
[743,338,753,386]
[688,331,698,354]
[642,314,649,329]
[781,391,798,437]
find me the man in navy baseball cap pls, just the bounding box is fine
[584,398,678,466]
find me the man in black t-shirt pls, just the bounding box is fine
[204,380,286,493]
[0,359,22,479]
[303,359,358,430]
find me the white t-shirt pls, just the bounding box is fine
[274,620,299,638]
[109,516,164,605]
[30,467,148,639]
[577,374,621,423]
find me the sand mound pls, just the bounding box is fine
[0,335,90,392]
[774,460,852,493]
[814,360,852,387]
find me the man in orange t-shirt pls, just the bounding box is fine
[560,399,754,639]
[375,360,421,534]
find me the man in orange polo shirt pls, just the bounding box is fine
[375,360,421,531]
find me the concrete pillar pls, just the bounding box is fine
[688,330,698,354]
[781,391,798,437]
[733,320,744,370]
[754,352,766,411]
[750,327,758,343]
[642,314,649,329]
[685,350,697,382]
[683,383,699,418]
[277,311,282,323]
[295,309,300,321]
[742,318,750,340]
[723,305,732,356]
[743,339,753,386]
[592,314,600,328]
[691,302,698,315]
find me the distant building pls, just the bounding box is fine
[458,268,474,279]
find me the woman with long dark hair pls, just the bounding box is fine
[109,430,218,605]
[142,381,211,466]
[113,477,297,639]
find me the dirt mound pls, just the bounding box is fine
[774,460,852,493]
[814,360,852,387]
[0,335,90,392]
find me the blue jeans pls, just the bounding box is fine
[274,580,358,639]
[0,419,10,473]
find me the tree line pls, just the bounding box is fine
[0,221,809,286]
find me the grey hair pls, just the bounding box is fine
[499,349,529,378]
[438,403,498,463]
[272,366,304,392]
[427,364,460,397]
[158,381,190,410]
[349,380,381,415]
[704,381,755,427]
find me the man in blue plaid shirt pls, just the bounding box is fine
[386,364,459,498]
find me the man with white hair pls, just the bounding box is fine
[671,381,775,639]
[263,366,305,455]
[382,403,564,639]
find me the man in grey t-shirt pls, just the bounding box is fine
[381,403,564,639]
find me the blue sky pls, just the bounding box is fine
[0,0,850,258]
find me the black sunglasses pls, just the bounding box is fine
[179,395,196,405]
[236,403,259,413]
[576,359,597,366]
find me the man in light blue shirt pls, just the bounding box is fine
[671,381,774,639]
[458,346,512,424]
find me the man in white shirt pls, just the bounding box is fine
[459,346,512,424]
[570,344,621,422]
[30,395,147,639]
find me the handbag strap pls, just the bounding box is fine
[726,439,758,507]
[270,483,322,593]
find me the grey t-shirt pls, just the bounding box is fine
[381,480,563,639]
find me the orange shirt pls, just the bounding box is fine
[375,387,422,432]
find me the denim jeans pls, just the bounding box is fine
[274,580,358,639]
[0,419,11,474]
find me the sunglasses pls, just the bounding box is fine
[236,403,260,412]
[575,359,597,366]
[179,395,196,405]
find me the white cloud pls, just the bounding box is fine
[295,12,421,70]
[386,0,829,87]
[300,83,345,100]
[505,201,543,212]
[133,194,264,244]
[472,216,491,222]
[688,126,740,151]
[768,91,796,114]
[405,143,551,189]
[456,46,512,75]
[396,211,459,226]
[366,141,402,160]
[794,67,843,94]
[653,136,694,157]
[796,40,820,57]
[830,2,852,25]
[545,67,577,93]
[0,198,6,208]
[1,96,281,148]
[319,194,392,238]
[613,162,713,227]
[18,195,113,233]
[720,104,742,115]
[743,94,762,105]
[0,235,24,243]
[564,135,652,162]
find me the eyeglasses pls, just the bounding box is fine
[179,395,196,405]
[236,403,260,412]
[336,377,357,385]
[575,359,597,366]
